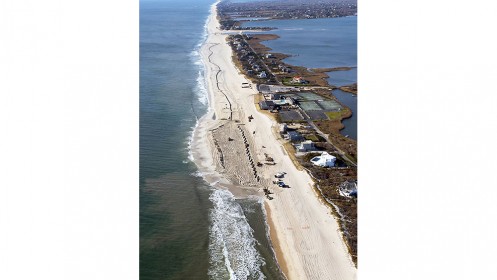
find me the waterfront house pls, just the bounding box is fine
[259,100,275,110]
[339,180,357,198]
[286,97,296,106]
[268,93,281,100]
[296,140,316,152]
[286,131,304,142]
[292,76,307,84]
[310,152,336,167]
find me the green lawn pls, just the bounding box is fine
[304,134,325,142]
[325,109,350,120]
[282,77,307,86]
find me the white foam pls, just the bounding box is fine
[188,46,208,107]
[190,170,217,178]
[208,189,266,280]
[186,5,213,165]
[190,170,204,177]
[186,123,197,163]
[195,70,208,106]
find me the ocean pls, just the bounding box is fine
[242,17,358,140]
[140,1,283,279]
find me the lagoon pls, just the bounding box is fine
[243,17,357,139]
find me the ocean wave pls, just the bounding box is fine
[208,189,266,280]
[186,6,212,166]
[196,12,210,49]
[186,123,197,163]
[191,170,216,178]
[191,17,209,107]
[190,170,204,177]
[188,50,208,107]
[195,70,208,106]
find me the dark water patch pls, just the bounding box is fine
[238,199,286,280]
[333,89,357,140]
[241,17,357,69]
[140,1,213,279]
[327,68,357,87]
[140,172,212,280]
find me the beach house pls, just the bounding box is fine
[310,152,336,167]
[292,76,307,84]
[286,131,304,142]
[339,180,357,198]
[259,100,275,110]
[296,140,316,152]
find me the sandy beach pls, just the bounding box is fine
[191,3,357,279]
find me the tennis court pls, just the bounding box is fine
[299,101,322,111]
[317,100,342,111]
[297,92,324,101]
[279,110,304,122]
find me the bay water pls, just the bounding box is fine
[242,17,358,139]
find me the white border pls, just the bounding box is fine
[2,0,497,279]
[0,0,138,279]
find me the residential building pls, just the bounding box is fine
[310,152,336,167]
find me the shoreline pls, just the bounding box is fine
[264,202,290,278]
[191,3,356,279]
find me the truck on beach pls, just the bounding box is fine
[272,178,287,188]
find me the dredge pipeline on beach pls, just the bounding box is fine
[189,2,286,279]
[208,43,233,120]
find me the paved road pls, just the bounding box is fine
[307,121,357,167]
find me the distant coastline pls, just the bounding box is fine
[218,0,357,30]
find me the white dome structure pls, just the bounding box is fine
[310,152,336,167]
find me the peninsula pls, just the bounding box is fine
[191,2,357,279]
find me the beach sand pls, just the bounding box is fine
[191,3,357,279]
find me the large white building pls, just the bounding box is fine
[310,152,336,167]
